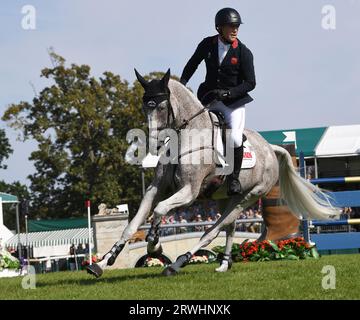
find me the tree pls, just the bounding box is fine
[2,52,162,219]
[0,129,12,169]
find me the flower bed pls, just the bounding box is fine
[81,254,100,267]
[212,237,320,262]
[189,255,209,264]
[189,249,217,265]
[0,268,22,278]
[144,257,165,267]
[0,249,21,271]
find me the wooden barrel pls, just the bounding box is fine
[258,144,300,241]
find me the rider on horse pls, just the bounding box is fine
[180,7,256,196]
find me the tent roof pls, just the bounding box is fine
[315,125,360,157]
[5,228,93,249]
[0,192,18,203]
[28,217,88,232]
[260,127,327,158]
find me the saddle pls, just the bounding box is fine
[209,110,255,171]
[199,110,256,199]
[210,110,247,152]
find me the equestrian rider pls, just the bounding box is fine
[180,8,256,195]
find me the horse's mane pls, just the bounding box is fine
[168,79,204,111]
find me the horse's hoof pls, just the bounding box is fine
[162,266,177,277]
[215,264,228,272]
[86,263,103,278]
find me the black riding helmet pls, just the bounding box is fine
[215,7,243,28]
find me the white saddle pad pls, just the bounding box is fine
[214,127,256,175]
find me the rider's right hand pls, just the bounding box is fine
[201,89,230,106]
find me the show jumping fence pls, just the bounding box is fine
[300,155,360,254]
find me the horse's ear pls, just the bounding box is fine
[134,68,148,89]
[161,68,171,87]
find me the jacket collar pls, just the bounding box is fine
[213,35,239,49]
[213,36,240,66]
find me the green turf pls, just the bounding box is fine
[1,254,359,300]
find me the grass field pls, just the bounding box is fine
[1,254,359,300]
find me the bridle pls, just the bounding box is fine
[144,89,218,161]
[143,91,176,131]
[144,90,216,132]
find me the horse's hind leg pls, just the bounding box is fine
[162,197,242,276]
[163,187,264,276]
[214,199,237,272]
[215,220,236,272]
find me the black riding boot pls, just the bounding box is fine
[227,145,244,195]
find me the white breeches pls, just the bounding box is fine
[208,100,245,148]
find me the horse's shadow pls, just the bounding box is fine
[36,270,184,288]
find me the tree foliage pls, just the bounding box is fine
[0,129,12,169]
[2,52,177,219]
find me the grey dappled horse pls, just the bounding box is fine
[86,69,338,278]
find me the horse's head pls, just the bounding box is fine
[134,68,173,131]
[135,68,174,152]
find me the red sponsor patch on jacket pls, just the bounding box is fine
[231,57,238,65]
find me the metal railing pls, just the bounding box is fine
[138,217,360,238]
[138,218,264,236]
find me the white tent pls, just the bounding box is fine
[315,125,360,157]
[6,227,93,257]
[0,193,18,246]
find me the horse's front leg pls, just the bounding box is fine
[146,222,163,256]
[147,184,199,251]
[86,183,159,278]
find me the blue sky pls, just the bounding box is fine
[0,0,359,185]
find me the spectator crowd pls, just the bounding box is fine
[145,199,360,236]
[146,200,264,236]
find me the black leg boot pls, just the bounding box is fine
[227,145,244,196]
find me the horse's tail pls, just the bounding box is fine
[271,144,340,220]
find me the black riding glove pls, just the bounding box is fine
[201,89,231,106]
[214,89,231,101]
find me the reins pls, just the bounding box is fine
[166,90,219,161]
[173,90,215,132]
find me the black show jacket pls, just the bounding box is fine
[181,35,256,106]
